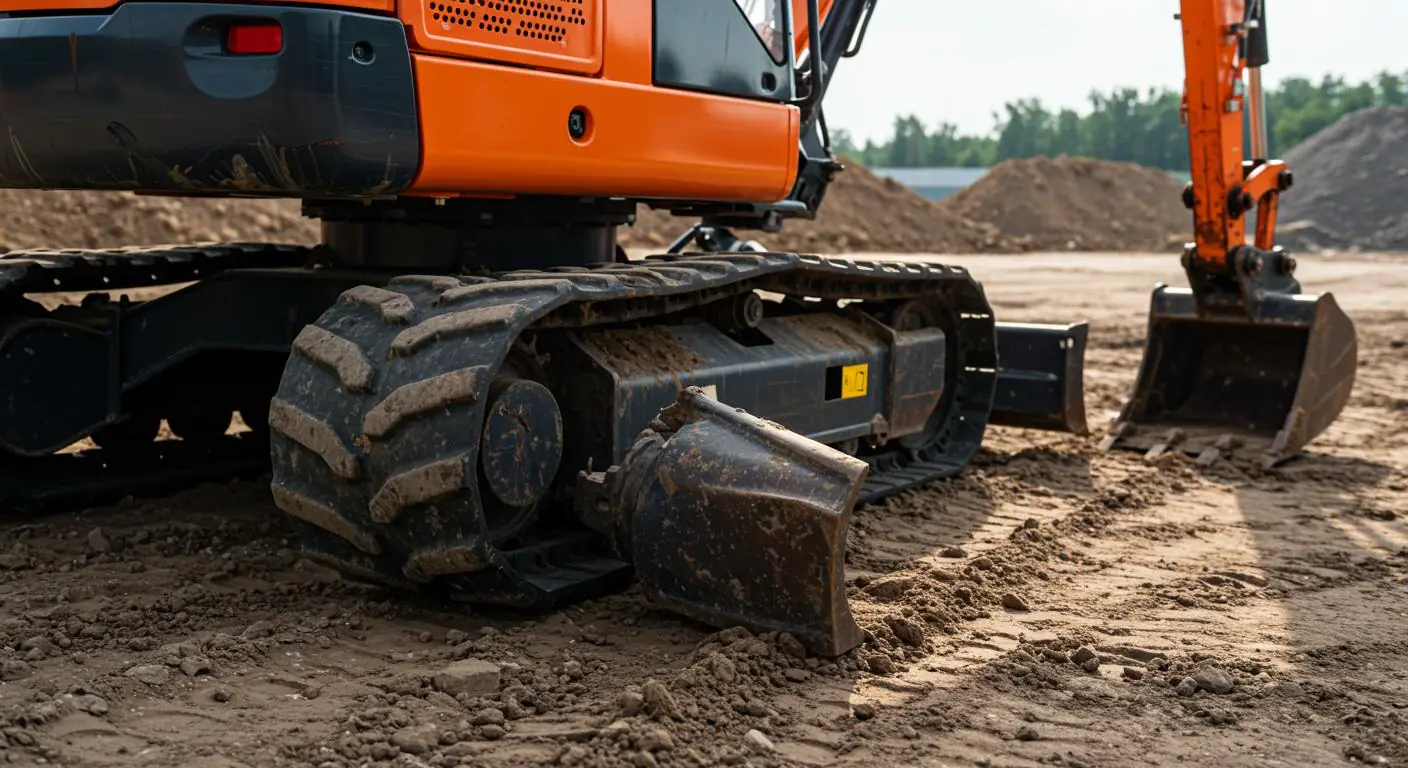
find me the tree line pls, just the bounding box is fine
[832,71,1408,170]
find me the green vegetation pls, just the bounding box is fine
[833,72,1408,170]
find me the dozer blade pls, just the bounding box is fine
[577,387,867,658]
[991,321,1090,435]
[1102,285,1357,466]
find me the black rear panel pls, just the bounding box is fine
[0,3,420,196]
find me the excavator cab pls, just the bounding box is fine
[1102,0,1357,466]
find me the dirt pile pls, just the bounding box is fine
[621,160,1015,254]
[0,190,316,252]
[624,155,1193,256]
[938,156,1190,252]
[1277,106,1408,253]
[2,156,1193,258]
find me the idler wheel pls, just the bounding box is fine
[479,378,564,511]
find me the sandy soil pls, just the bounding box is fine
[2,251,1405,768]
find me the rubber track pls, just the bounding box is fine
[269,252,999,607]
[0,244,315,514]
[0,243,312,295]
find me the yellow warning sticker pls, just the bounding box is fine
[841,364,869,399]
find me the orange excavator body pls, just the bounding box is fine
[0,0,804,203]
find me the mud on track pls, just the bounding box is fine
[2,252,1406,768]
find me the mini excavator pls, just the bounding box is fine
[1103,0,1358,466]
[0,0,1091,656]
[0,0,1349,657]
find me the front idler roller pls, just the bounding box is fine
[576,387,867,658]
[480,377,563,511]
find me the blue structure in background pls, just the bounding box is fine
[870,167,989,202]
[872,166,1193,202]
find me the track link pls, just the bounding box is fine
[0,243,315,513]
[270,252,999,609]
[0,243,312,294]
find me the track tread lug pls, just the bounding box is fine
[268,398,362,480]
[292,325,374,392]
[405,543,492,581]
[272,484,381,555]
[369,457,468,524]
[341,285,417,324]
[439,279,569,306]
[363,366,487,438]
[385,275,468,294]
[390,305,524,355]
[300,549,422,591]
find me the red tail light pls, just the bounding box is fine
[226,21,283,55]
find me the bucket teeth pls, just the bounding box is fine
[1195,434,1243,467]
[577,387,867,658]
[1143,428,1186,461]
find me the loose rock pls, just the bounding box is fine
[392,724,438,755]
[126,664,171,686]
[86,528,111,554]
[777,632,807,659]
[642,680,680,720]
[744,729,775,754]
[1193,666,1235,695]
[471,708,505,727]
[868,655,897,675]
[180,656,213,677]
[1001,593,1031,611]
[433,659,501,697]
[638,727,674,752]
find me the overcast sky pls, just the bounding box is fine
[823,0,1408,143]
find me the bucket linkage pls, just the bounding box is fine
[1102,244,1357,467]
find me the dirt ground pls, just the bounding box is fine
[2,251,1405,768]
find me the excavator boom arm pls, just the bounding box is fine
[1102,0,1358,466]
[1180,0,1254,267]
[1179,0,1288,267]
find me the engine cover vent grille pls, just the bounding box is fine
[417,0,601,74]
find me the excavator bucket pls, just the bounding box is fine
[577,387,866,658]
[1103,283,1358,466]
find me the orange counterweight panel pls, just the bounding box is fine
[408,55,801,202]
[0,0,394,10]
[402,0,604,76]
